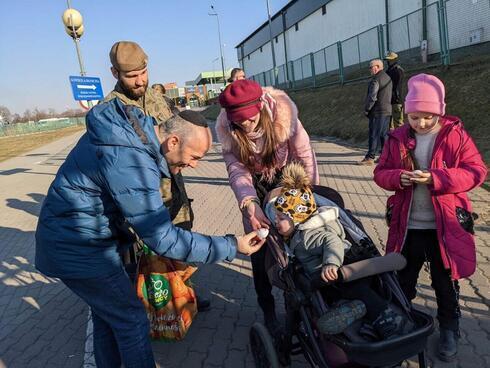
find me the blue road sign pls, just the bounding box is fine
[69,76,104,101]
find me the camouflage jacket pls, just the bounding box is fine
[104,83,175,124]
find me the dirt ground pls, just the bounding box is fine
[0,125,85,163]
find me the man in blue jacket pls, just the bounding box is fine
[35,100,264,368]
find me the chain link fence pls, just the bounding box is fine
[0,117,85,137]
[249,0,489,90]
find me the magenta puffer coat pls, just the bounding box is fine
[374,116,487,280]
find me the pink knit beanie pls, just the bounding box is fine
[405,73,446,116]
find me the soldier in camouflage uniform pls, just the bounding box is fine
[105,41,210,310]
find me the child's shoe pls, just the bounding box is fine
[372,307,406,339]
[317,300,367,335]
[438,328,459,362]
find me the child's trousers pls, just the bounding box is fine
[398,229,461,332]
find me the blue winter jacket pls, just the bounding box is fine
[35,99,237,279]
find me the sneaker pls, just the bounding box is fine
[358,157,375,166]
[438,328,459,362]
[317,300,367,335]
[372,307,406,340]
[374,158,380,164]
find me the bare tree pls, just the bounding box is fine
[0,105,12,124]
[11,113,21,124]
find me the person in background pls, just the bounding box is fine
[151,83,178,114]
[228,67,246,83]
[359,59,392,165]
[385,51,405,129]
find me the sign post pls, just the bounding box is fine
[62,3,102,109]
[69,76,103,101]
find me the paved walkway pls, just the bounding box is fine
[0,128,488,368]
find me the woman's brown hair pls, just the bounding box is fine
[232,108,277,172]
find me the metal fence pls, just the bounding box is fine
[0,117,85,137]
[249,0,490,90]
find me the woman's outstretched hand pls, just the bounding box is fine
[244,202,271,230]
[236,231,266,256]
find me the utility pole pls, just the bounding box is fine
[266,0,278,86]
[209,6,226,87]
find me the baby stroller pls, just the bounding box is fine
[249,186,434,368]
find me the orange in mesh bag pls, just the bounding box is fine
[136,245,198,341]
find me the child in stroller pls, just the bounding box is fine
[264,162,407,340]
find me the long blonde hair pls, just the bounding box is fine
[232,108,277,171]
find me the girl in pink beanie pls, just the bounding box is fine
[374,73,487,361]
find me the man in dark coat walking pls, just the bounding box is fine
[385,51,405,129]
[359,59,393,165]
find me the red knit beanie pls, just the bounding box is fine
[219,79,263,122]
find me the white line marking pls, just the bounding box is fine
[83,309,96,367]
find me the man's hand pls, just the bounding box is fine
[409,171,433,185]
[364,111,370,118]
[244,202,271,230]
[321,264,339,282]
[236,231,266,256]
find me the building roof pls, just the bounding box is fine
[189,68,233,85]
[235,0,332,59]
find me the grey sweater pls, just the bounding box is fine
[408,130,438,229]
[289,206,351,275]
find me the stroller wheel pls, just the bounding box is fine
[249,322,281,368]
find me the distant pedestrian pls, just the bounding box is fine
[374,73,487,362]
[228,67,246,83]
[359,59,392,165]
[151,83,179,114]
[385,51,405,129]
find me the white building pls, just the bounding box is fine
[236,0,490,85]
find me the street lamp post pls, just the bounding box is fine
[212,57,219,92]
[209,5,226,87]
[62,1,92,107]
[266,0,278,86]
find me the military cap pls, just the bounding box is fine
[109,41,148,72]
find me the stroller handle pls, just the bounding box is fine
[311,253,407,288]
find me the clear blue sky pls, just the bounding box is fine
[0,0,289,114]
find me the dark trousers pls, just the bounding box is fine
[332,278,388,321]
[390,104,404,130]
[248,173,284,322]
[398,229,461,331]
[251,243,276,319]
[366,115,391,159]
[62,268,156,368]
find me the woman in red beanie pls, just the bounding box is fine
[216,79,319,334]
[374,73,487,361]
